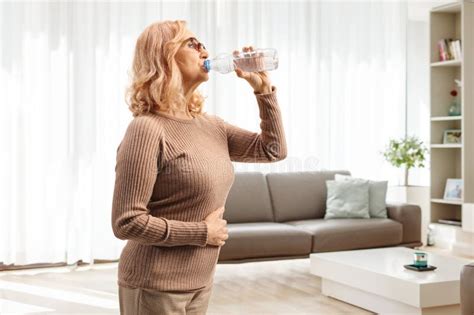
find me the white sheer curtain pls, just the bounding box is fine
[206,1,407,178]
[0,1,407,266]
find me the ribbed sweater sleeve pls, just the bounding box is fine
[111,116,208,247]
[220,86,287,163]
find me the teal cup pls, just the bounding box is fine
[413,252,428,267]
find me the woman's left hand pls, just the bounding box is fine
[233,46,272,94]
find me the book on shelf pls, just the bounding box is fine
[437,38,462,61]
[438,218,462,226]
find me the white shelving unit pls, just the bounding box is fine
[429,1,474,256]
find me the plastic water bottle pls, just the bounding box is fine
[203,48,278,74]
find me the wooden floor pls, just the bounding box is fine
[0,257,372,314]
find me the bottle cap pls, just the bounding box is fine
[203,60,211,72]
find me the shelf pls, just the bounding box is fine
[431,116,462,121]
[430,222,462,231]
[431,198,463,205]
[431,60,462,67]
[430,144,462,148]
[431,2,462,13]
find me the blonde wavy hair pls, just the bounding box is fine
[126,20,205,117]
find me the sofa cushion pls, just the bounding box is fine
[286,218,402,252]
[224,172,274,223]
[335,174,388,218]
[218,222,313,261]
[324,180,370,219]
[266,170,351,222]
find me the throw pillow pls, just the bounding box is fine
[335,174,388,218]
[324,180,370,219]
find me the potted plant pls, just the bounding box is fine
[382,136,428,186]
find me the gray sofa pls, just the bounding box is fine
[218,170,422,263]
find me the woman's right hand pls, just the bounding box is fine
[204,207,228,246]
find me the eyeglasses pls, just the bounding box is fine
[186,37,206,52]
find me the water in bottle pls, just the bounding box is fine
[203,48,278,74]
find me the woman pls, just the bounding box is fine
[111,20,287,315]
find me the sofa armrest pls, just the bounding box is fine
[386,203,421,245]
[461,263,474,315]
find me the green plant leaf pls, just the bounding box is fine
[381,135,428,169]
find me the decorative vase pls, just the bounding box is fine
[448,100,461,116]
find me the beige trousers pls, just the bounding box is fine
[118,283,213,315]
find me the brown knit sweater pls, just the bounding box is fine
[111,86,286,291]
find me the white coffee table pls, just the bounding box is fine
[310,247,471,315]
